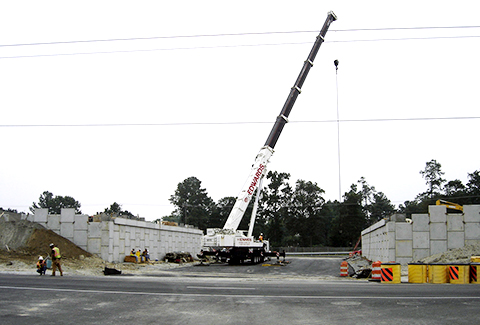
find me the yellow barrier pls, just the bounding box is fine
[408,263,427,283]
[471,263,480,284]
[449,264,470,284]
[381,263,401,284]
[428,264,449,284]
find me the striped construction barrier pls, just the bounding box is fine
[470,263,479,284]
[340,261,348,277]
[381,263,401,283]
[449,264,469,284]
[371,261,382,281]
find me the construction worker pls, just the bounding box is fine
[50,243,63,276]
[36,256,46,275]
[259,233,263,242]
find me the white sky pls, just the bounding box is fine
[1,1,479,221]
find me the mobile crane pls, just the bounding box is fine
[201,11,337,264]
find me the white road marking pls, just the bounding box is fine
[1,285,479,300]
[187,286,256,290]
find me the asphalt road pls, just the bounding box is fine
[1,258,479,324]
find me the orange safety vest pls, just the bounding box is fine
[52,247,61,259]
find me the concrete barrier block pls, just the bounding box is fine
[430,222,447,240]
[430,240,447,255]
[412,214,429,232]
[74,230,88,247]
[87,238,101,255]
[413,231,429,249]
[48,215,61,232]
[34,208,48,223]
[61,208,75,223]
[396,223,412,240]
[448,231,465,249]
[88,222,102,238]
[60,223,74,240]
[464,205,480,222]
[465,222,480,240]
[429,205,447,223]
[447,215,464,231]
[74,215,88,231]
[114,218,127,226]
[413,248,430,260]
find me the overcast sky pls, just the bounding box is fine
[1,1,479,221]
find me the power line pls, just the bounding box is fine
[1,33,480,59]
[1,25,479,48]
[1,116,479,128]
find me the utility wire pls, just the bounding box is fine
[1,116,479,128]
[2,35,479,60]
[1,25,480,48]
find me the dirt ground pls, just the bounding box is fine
[0,219,192,276]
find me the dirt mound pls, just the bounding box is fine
[0,219,92,259]
[419,243,480,264]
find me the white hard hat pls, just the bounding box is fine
[39,256,43,260]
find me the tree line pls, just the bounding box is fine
[21,159,479,248]
[166,159,480,248]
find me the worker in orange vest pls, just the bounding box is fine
[36,256,47,275]
[50,243,63,276]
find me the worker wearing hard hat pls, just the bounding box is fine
[36,256,46,275]
[50,243,63,276]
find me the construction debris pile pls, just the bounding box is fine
[164,252,193,263]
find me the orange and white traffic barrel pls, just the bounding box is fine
[371,261,382,281]
[340,261,349,277]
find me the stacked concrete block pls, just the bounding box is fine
[73,215,88,251]
[464,205,480,245]
[429,205,448,256]
[412,213,430,260]
[60,209,75,242]
[395,222,412,264]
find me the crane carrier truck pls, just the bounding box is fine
[200,11,337,264]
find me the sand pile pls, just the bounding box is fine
[419,243,480,264]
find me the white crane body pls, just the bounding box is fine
[200,11,337,264]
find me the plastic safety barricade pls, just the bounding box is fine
[408,263,427,283]
[449,264,470,284]
[381,263,401,283]
[428,264,449,284]
[470,263,480,284]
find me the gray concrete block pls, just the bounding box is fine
[48,215,61,232]
[61,208,75,223]
[74,215,88,231]
[60,223,74,240]
[34,208,48,223]
[465,222,480,240]
[447,215,464,231]
[413,248,430,260]
[396,223,412,240]
[430,222,447,240]
[429,205,447,223]
[396,240,412,257]
[430,240,447,255]
[87,238,101,255]
[413,232,429,249]
[464,205,480,222]
[412,214,429,232]
[88,223,102,238]
[74,230,88,247]
[448,231,465,249]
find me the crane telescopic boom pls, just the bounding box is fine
[222,11,337,232]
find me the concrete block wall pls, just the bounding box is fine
[362,204,480,263]
[33,208,203,263]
